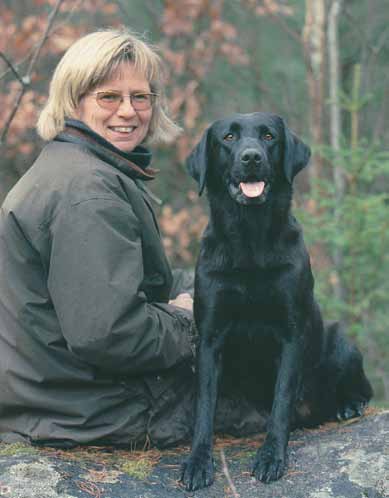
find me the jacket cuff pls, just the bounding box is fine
[170,306,198,357]
[154,303,197,357]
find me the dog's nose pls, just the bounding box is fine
[240,148,262,165]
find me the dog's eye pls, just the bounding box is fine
[224,133,235,141]
[263,133,274,141]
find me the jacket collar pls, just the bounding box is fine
[54,119,158,181]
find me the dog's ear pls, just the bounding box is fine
[282,120,311,183]
[186,127,211,196]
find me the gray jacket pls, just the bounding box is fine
[0,135,195,448]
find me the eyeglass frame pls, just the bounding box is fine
[86,90,159,111]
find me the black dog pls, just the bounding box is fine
[180,112,373,491]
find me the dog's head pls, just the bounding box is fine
[187,112,311,205]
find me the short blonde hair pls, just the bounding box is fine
[37,28,181,144]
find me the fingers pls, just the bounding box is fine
[169,293,193,312]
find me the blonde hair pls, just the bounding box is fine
[37,28,181,144]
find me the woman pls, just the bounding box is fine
[0,29,198,449]
[0,29,263,449]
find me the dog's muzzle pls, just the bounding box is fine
[228,147,271,205]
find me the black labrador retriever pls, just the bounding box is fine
[180,112,373,491]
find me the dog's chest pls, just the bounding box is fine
[205,267,291,329]
[224,266,286,302]
[202,223,295,275]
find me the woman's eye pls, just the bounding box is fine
[133,94,149,101]
[100,93,120,101]
[263,133,274,141]
[224,133,235,141]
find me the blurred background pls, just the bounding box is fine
[1,0,388,404]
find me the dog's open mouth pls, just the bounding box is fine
[228,181,269,205]
[239,181,265,198]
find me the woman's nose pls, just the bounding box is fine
[116,96,137,117]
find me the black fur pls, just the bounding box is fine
[180,112,373,491]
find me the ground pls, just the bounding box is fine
[0,408,388,498]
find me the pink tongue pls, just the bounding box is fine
[239,181,265,198]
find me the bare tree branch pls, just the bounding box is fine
[0,54,28,145]
[26,0,64,79]
[0,53,25,85]
[261,2,302,46]
[343,7,389,58]
[0,0,65,145]
[0,0,84,82]
[0,53,27,144]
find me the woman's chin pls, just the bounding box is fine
[114,142,135,152]
[107,131,145,153]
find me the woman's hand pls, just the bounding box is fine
[169,293,193,312]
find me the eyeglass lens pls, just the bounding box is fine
[96,92,155,111]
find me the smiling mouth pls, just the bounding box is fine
[108,126,137,134]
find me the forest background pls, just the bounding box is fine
[1,0,388,403]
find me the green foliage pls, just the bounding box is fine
[297,142,389,398]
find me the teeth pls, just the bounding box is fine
[110,126,135,132]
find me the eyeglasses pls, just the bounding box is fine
[88,91,158,111]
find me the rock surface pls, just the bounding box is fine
[0,409,388,498]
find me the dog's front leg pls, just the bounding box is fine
[180,326,224,491]
[252,337,301,483]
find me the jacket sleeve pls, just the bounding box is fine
[169,268,195,299]
[47,196,194,375]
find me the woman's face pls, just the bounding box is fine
[75,63,153,152]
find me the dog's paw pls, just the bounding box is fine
[251,441,287,483]
[180,451,215,491]
[336,399,367,421]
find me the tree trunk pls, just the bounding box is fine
[327,0,346,308]
[302,0,326,184]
